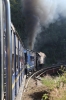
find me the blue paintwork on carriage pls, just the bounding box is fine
[27,51,35,71]
[12,73,15,100]
[19,68,20,87]
[24,49,27,53]
[19,66,22,87]
[24,49,30,66]
[27,51,31,70]
[27,51,30,65]
[19,68,22,86]
[24,50,34,71]
[30,55,35,69]
[15,70,19,96]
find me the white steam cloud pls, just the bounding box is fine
[35,0,66,26]
[23,0,66,49]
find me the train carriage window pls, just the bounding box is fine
[22,56,24,67]
[21,47,22,68]
[20,56,22,68]
[19,43,22,69]
[16,55,18,71]
[20,55,23,68]
[24,52,27,64]
[30,56,34,61]
[12,54,14,74]
[30,56,34,66]
[12,31,15,74]
[19,44,24,68]
[22,47,25,67]
[16,36,18,71]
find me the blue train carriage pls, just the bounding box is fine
[11,23,25,99]
[24,49,36,75]
[0,0,26,100]
[19,41,25,87]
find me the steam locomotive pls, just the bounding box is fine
[0,0,45,100]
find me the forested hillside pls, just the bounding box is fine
[10,0,66,65]
[34,19,66,65]
[10,0,26,44]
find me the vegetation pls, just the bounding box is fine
[41,76,55,90]
[56,66,66,88]
[42,94,49,100]
[41,66,66,100]
[10,0,26,44]
[34,19,66,65]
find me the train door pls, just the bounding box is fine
[16,36,19,95]
[19,43,24,86]
[12,29,19,99]
[13,34,19,96]
[12,29,15,100]
[21,47,25,81]
[19,42,22,86]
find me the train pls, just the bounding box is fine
[0,0,46,100]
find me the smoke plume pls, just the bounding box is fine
[23,0,66,49]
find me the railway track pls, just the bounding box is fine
[24,65,61,92]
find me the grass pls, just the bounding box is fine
[55,96,66,100]
[52,89,66,100]
[41,76,55,90]
[41,71,66,100]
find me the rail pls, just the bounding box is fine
[24,65,61,91]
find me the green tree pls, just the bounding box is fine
[10,0,26,44]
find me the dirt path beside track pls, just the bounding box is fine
[22,78,48,100]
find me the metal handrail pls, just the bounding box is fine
[0,0,4,100]
[5,0,12,100]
